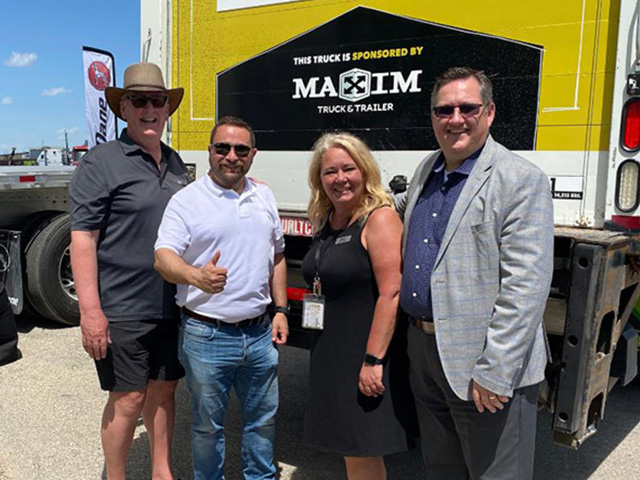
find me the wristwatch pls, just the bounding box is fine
[274,305,290,315]
[364,353,384,366]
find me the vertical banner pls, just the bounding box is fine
[82,46,116,149]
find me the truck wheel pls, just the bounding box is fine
[25,214,79,325]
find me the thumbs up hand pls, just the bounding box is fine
[195,250,228,294]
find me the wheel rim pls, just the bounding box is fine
[58,246,77,301]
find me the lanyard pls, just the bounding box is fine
[312,217,353,296]
[312,236,328,296]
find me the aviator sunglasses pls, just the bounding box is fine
[433,103,484,119]
[211,142,253,158]
[125,94,169,109]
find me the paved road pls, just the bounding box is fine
[1,316,640,479]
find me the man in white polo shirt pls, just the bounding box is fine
[154,116,288,480]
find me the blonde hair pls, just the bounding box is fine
[307,132,392,230]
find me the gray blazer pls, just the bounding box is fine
[398,135,553,400]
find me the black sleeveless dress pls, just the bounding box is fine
[301,219,416,456]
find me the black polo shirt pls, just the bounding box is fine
[69,129,189,321]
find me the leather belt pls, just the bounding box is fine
[182,307,265,328]
[410,317,436,335]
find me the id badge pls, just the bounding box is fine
[302,293,325,330]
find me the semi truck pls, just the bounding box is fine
[138,0,640,448]
[2,0,639,449]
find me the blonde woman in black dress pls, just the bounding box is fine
[301,132,415,480]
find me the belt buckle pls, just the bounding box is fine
[421,321,435,335]
[412,317,435,335]
[235,314,262,328]
[234,318,250,328]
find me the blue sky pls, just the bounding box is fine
[0,1,140,153]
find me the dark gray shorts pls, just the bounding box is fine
[95,319,185,392]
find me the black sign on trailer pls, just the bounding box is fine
[217,7,542,151]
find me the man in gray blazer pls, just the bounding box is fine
[397,67,553,479]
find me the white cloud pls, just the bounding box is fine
[57,127,79,139]
[4,52,37,67]
[1,97,12,105]
[42,87,71,97]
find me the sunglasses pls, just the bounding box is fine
[432,103,484,118]
[125,94,169,109]
[211,142,253,158]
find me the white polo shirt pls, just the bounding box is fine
[155,173,285,322]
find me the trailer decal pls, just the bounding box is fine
[281,217,314,237]
[550,176,584,200]
[216,6,543,152]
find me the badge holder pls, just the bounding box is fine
[302,275,325,330]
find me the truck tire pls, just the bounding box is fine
[24,214,79,325]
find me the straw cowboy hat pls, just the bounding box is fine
[105,62,184,120]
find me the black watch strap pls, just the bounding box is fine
[275,305,290,315]
[364,353,384,366]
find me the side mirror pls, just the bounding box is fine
[389,175,408,194]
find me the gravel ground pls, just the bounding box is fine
[1,316,640,479]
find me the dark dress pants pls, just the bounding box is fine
[0,285,20,366]
[407,324,539,480]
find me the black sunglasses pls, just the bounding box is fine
[125,94,169,109]
[212,142,253,157]
[432,103,484,118]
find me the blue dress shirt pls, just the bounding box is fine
[400,149,481,320]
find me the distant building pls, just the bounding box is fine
[0,148,32,166]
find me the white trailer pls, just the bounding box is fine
[141,0,640,448]
[0,166,78,325]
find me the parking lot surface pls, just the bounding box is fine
[1,316,640,479]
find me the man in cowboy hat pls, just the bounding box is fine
[70,62,189,480]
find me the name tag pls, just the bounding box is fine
[302,294,325,330]
[335,235,352,245]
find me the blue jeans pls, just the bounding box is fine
[179,313,279,480]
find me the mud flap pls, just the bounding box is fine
[0,230,23,315]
